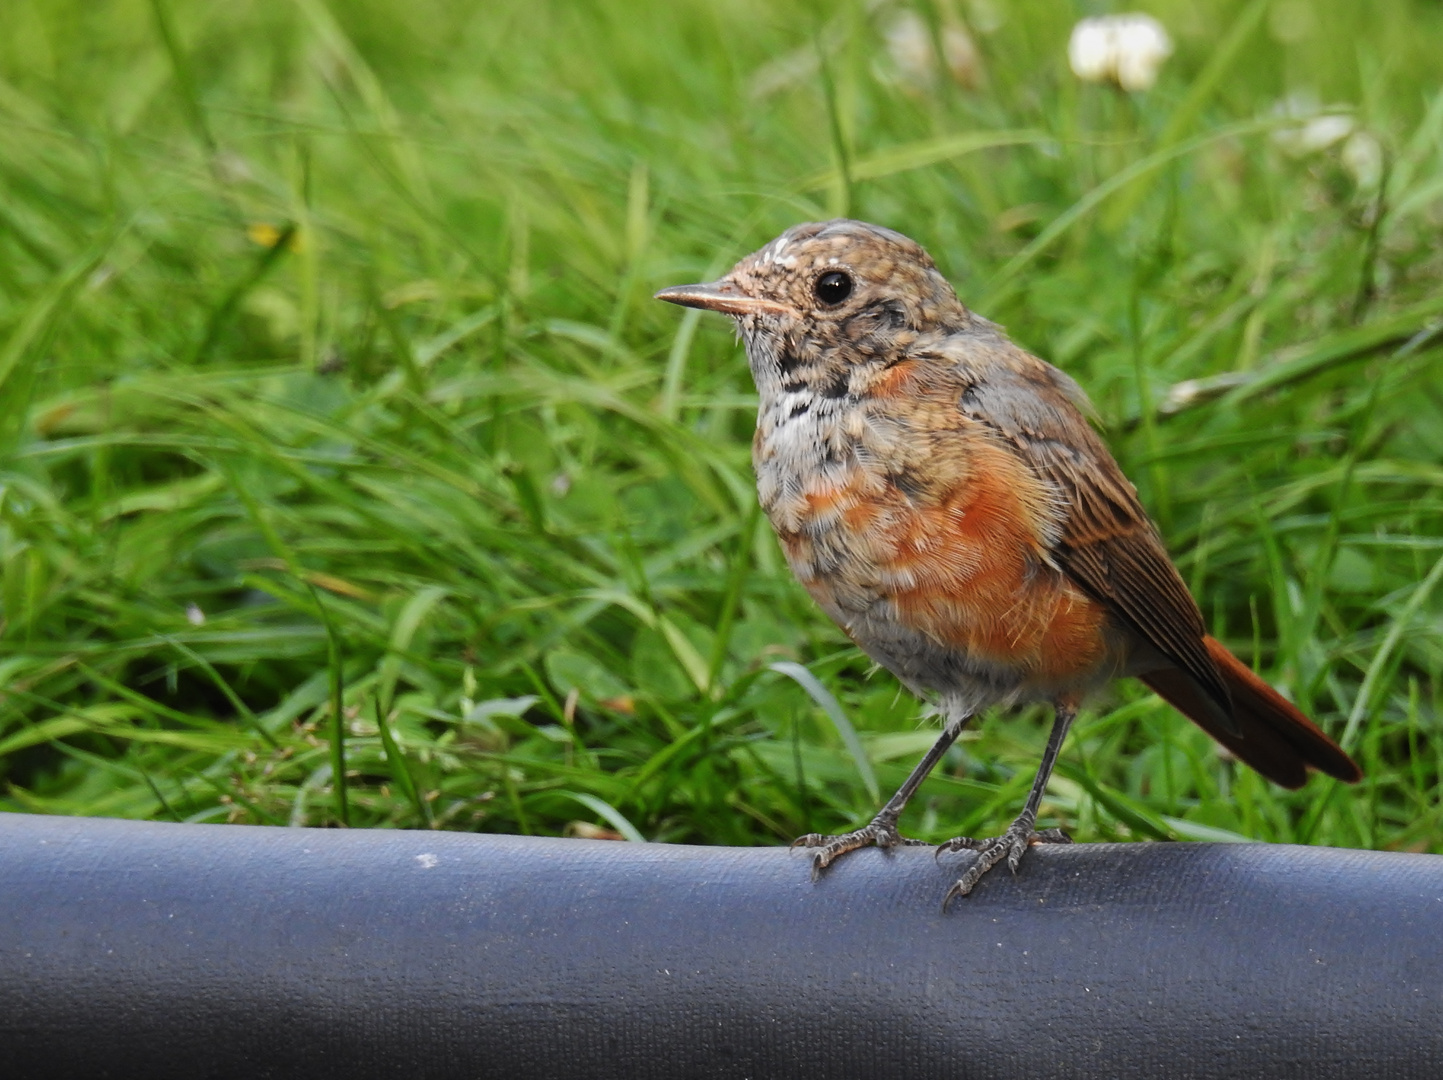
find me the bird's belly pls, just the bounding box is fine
[757,426,1114,706]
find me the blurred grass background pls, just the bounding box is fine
[0,0,1440,852]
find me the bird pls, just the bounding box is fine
[655,219,1361,909]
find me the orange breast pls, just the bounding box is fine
[782,437,1111,690]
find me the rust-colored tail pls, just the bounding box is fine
[1141,636,1361,789]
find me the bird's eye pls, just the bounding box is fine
[814,271,853,306]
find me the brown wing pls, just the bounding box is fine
[945,336,1234,724]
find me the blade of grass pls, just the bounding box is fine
[306,583,350,827]
[769,661,879,805]
[157,635,279,749]
[375,698,431,826]
[555,790,646,842]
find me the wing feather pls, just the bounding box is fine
[942,335,1233,719]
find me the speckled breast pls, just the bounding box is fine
[751,365,1114,712]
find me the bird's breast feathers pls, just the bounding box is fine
[753,364,1118,699]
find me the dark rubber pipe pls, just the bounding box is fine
[0,812,1440,1079]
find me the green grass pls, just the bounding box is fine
[1,0,1441,854]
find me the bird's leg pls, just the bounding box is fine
[937,699,1077,909]
[793,712,971,880]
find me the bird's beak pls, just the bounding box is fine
[654,281,790,318]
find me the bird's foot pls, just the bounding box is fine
[792,815,929,881]
[935,813,1071,910]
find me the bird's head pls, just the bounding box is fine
[655,219,970,394]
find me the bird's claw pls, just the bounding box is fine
[936,818,1071,910]
[792,818,928,880]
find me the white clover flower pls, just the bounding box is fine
[1275,114,1355,155]
[1068,14,1172,92]
[884,9,982,90]
[1270,94,1356,155]
[1268,96,1381,192]
[885,11,934,84]
[1111,16,1172,91]
[940,23,981,86]
[1296,115,1355,151]
[1341,131,1384,190]
[1067,19,1114,83]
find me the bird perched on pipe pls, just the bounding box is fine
[656,219,1361,909]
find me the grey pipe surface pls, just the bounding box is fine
[0,812,1440,1079]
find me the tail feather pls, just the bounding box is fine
[1140,636,1361,789]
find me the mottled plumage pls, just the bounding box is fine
[657,219,1359,906]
